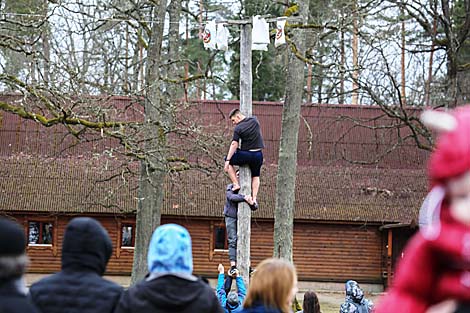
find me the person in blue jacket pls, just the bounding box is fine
[217,263,247,313]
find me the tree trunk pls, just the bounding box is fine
[41,0,50,85]
[351,0,359,105]
[441,0,459,107]
[400,3,406,106]
[166,0,182,100]
[425,0,438,107]
[273,0,309,262]
[340,22,345,104]
[131,0,168,284]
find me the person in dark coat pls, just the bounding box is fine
[0,217,39,313]
[114,223,224,313]
[29,217,123,313]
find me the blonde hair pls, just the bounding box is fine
[243,258,297,313]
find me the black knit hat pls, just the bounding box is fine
[0,217,26,256]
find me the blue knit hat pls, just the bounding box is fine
[147,224,193,274]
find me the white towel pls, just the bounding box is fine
[274,19,286,47]
[216,24,229,51]
[252,16,270,51]
[203,20,217,50]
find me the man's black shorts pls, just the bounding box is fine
[228,150,263,177]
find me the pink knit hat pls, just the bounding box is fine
[419,106,470,234]
[427,105,470,184]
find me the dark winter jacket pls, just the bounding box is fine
[224,184,247,218]
[0,280,39,313]
[240,303,282,313]
[29,217,123,313]
[114,273,224,313]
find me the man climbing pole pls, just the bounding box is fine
[224,108,265,210]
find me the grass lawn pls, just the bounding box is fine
[296,292,380,313]
[319,301,340,313]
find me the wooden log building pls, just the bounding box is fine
[0,95,428,287]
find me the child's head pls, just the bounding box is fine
[421,106,470,225]
[303,291,321,313]
[227,291,240,308]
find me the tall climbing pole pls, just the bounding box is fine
[237,20,253,285]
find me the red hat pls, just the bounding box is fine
[426,106,470,184]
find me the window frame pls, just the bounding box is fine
[213,223,228,251]
[27,219,55,246]
[120,223,136,248]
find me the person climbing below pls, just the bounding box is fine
[224,108,264,210]
[216,264,246,313]
[224,169,255,275]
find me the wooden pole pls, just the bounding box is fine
[237,21,253,285]
[306,63,312,103]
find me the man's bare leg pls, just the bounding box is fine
[252,176,260,203]
[225,164,240,191]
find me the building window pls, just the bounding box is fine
[121,224,135,247]
[214,225,228,250]
[28,221,53,245]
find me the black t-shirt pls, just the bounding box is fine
[232,116,265,150]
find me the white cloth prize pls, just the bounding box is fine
[252,16,270,51]
[274,19,286,47]
[216,23,229,51]
[203,20,217,50]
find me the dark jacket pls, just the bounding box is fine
[0,280,39,313]
[29,217,123,313]
[224,184,247,218]
[114,274,224,313]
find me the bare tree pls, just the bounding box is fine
[0,0,228,282]
[273,0,310,261]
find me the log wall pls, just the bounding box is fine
[6,213,384,283]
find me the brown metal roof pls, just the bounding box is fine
[0,95,428,169]
[0,95,429,223]
[0,158,426,224]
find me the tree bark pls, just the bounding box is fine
[166,0,182,100]
[41,0,50,85]
[131,0,168,284]
[351,0,359,105]
[400,3,406,106]
[273,0,309,262]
